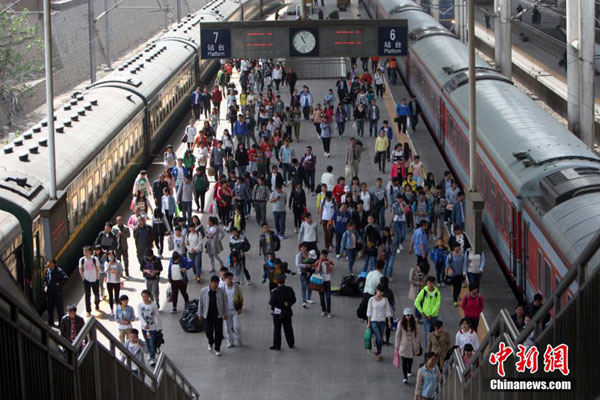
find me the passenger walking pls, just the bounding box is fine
[375,129,388,173]
[223,272,244,347]
[315,250,334,318]
[168,252,192,314]
[431,185,447,239]
[115,294,135,344]
[191,88,202,119]
[289,181,306,233]
[414,277,441,348]
[318,191,336,251]
[59,305,85,343]
[395,308,421,382]
[176,174,194,226]
[390,194,408,252]
[382,227,397,278]
[95,222,118,252]
[368,99,380,137]
[185,119,197,150]
[300,86,313,121]
[367,285,393,362]
[461,284,484,332]
[138,289,161,366]
[455,318,479,351]
[105,251,123,317]
[140,249,162,308]
[300,146,317,194]
[198,275,228,356]
[446,245,466,306]
[364,260,384,296]
[340,222,361,274]
[151,208,169,257]
[409,262,429,322]
[465,247,485,288]
[122,329,146,376]
[362,215,381,273]
[395,98,409,134]
[409,220,429,265]
[43,259,68,327]
[185,222,204,280]
[320,115,332,157]
[205,216,225,273]
[430,238,449,287]
[269,184,287,239]
[408,95,422,132]
[297,212,319,252]
[192,167,209,213]
[332,203,351,258]
[415,352,441,400]
[296,245,315,307]
[113,216,131,277]
[164,145,176,169]
[78,245,101,317]
[345,137,362,178]
[269,274,296,350]
[133,217,154,265]
[251,176,270,225]
[427,320,451,370]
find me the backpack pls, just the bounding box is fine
[241,237,251,253]
[340,275,360,297]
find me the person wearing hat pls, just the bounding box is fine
[367,285,393,362]
[198,275,228,356]
[269,274,296,350]
[43,259,68,327]
[395,307,421,383]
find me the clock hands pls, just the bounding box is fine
[300,36,306,44]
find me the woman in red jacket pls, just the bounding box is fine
[461,284,484,332]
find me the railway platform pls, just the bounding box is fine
[58,51,515,400]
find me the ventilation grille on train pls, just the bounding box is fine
[539,167,600,207]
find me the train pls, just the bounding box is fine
[0,0,280,305]
[363,0,600,304]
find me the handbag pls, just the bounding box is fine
[182,133,188,143]
[308,281,325,292]
[417,343,423,357]
[393,348,400,368]
[166,285,173,303]
[373,152,380,164]
[363,328,372,350]
[309,273,324,285]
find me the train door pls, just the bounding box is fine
[520,217,529,300]
[439,100,447,147]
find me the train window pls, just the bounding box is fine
[537,249,542,292]
[498,195,504,232]
[95,171,101,193]
[544,260,551,300]
[485,171,491,202]
[79,187,87,215]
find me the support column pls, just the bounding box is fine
[431,0,439,21]
[566,0,581,135]
[88,0,97,83]
[499,0,512,79]
[456,0,467,43]
[494,0,512,78]
[579,0,595,147]
[104,0,111,70]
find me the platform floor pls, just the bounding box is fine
[56,5,517,400]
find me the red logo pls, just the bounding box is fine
[515,344,539,374]
[489,342,514,377]
[543,344,570,376]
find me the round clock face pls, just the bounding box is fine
[293,30,317,54]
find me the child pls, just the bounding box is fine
[262,252,277,284]
[122,328,146,376]
[116,294,136,343]
[231,205,246,233]
[315,249,334,318]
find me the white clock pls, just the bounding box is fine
[292,30,317,54]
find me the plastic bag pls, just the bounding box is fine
[364,328,372,350]
[393,349,400,368]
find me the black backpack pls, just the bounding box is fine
[273,233,281,252]
[340,275,360,297]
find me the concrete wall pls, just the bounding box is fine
[4,0,208,127]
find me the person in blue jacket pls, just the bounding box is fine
[395,98,410,135]
[429,238,449,287]
[233,114,249,148]
[168,251,193,314]
[451,191,466,231]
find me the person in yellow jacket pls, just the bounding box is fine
[374,129,389,173]
[414,276,441,348]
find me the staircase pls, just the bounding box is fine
[0,261,199,400]
[436,231,600,400]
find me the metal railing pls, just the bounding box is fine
[0,276,199,400]
[437,230,600,399]
[286,57,351,79]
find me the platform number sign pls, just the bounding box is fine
[201,28,231,59]
[377,26,408,56]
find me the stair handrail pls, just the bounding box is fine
[437,229,600,396]
[0,283,200,399]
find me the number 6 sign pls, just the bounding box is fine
[377,26,408,56]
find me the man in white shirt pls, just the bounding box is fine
[78,245,101,317]
[223,272,243,347]
[363,260,384,296]
[320,165,336,192]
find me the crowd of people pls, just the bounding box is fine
[39,56,551,396]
